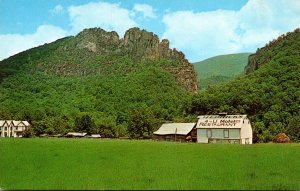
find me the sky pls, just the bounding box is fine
[1,0,300,62]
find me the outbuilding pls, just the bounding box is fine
[85,134,101,138]
[65,132,87,138]
[196,114,252,144]
[153,123,196,142]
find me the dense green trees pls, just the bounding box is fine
[75,115,97,134]
[187,29,300,142]
[0,36,192,138]
[193,53,250,89]
[127,108,158,139]
[1,28,300,142]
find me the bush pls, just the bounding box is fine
[22,128,35,138]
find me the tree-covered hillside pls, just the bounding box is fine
[0,28,197,138]
[187,28,300,142]
[193,53,251,89]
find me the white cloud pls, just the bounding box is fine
[68,2,137,36]
[3,0,299,63]
[0,1,140,60]
[162,0,300,62]
[132,4,157,19]
[163,10,240,62]
[50,4,64,15]
[0,25,67,61]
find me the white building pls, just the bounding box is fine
[65,132,87,137]
[0,120,30,138]
[196,114,252,144]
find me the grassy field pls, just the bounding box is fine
[0,138,299,190]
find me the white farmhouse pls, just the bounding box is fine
[0,120,30,138]
[196,114,252,144]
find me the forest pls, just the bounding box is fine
[187,29,300,142]
[0,28,300,142]
[0,31,194,139]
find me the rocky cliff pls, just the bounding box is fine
[73,27,198,92]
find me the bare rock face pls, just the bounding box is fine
[73,27,198,93]
[75,28,120,54]
[121,28,160,59]
[273,133,291,143]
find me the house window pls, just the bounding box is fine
[4,132,7,137]
[224,130,229,138]
[206,129,212,138]
[4,127,7,131]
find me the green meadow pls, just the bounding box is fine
[0,138,299,190]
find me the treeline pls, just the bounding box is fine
[186,29,300,142]
[1,28,300,142]
[0,53,193,138]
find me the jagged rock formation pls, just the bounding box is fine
[245,28,300,74]
[73,27,198,92]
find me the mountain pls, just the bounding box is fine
[188,28,300,142]
[193,53,251,89]
[0,27,198,138]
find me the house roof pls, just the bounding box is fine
[0,120,30,127]
[12,121,20,126]
[0,120,6,126]
[21,121,30,126]
[90,134,101,138]
[153,123,196,135]
[66,132,87,136]
[12,121,30,126]
[196,115,248,129]
[88,134,101,138]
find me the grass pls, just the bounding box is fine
[0,138,299,190]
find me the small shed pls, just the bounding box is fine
[65,132,87,138]
[85,134,101,138]
[196,114,252,144]
[153,123,196,142]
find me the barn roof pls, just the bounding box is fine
[153,123,196,135]
[196,115,248,129]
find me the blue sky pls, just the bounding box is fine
[1,0,300,62]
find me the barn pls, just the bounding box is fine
[153,123,196,142]
[196,114,252,144]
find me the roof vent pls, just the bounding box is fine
[218,112,228,116]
